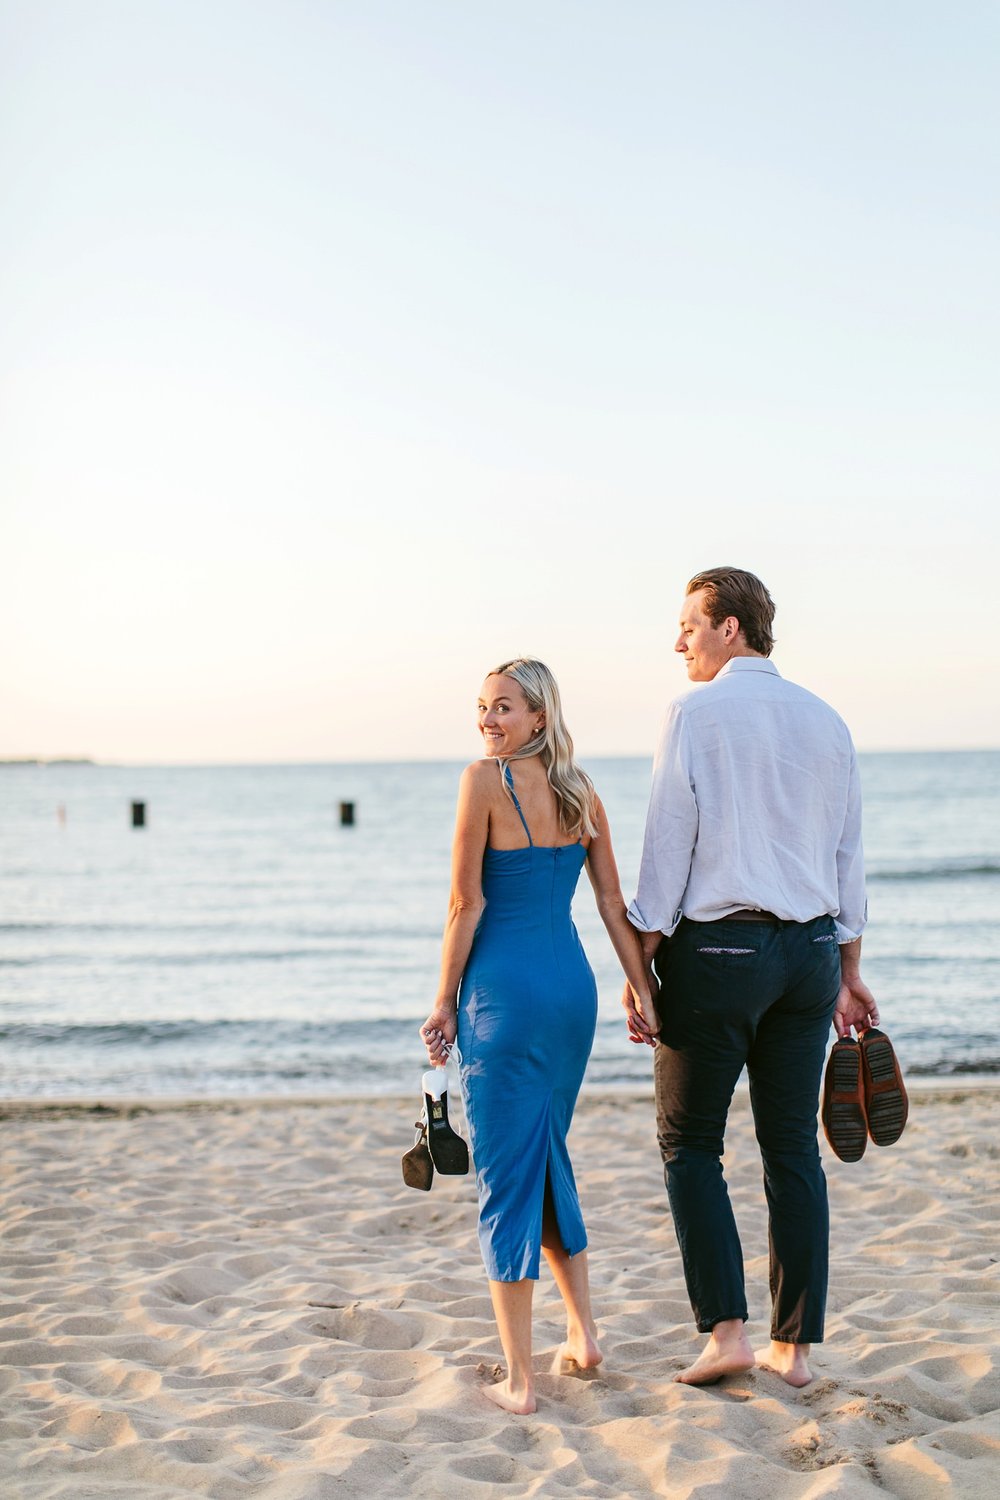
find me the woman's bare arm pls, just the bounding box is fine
[420,764,490,1065]
[585,798,659,1044]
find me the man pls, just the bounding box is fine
[625,566,879,1388]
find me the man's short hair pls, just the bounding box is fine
[687,567,776,656]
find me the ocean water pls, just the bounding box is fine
[1,753,998,1099]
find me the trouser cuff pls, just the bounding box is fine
[697,1311,749,1334]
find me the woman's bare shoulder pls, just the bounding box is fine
[459,759,501,796]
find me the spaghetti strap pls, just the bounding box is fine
[500,763,533,847]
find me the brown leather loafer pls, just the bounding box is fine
[860,1028,908,1146]
[822,1036,868,1162]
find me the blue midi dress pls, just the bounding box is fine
[457,765,598,1282]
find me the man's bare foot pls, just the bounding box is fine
[674,1320,755,1385]
[482,1376,536,1414]
[550,1323,603,1375]
[755,1340,813,1388]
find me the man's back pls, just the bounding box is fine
[629,657,866,940]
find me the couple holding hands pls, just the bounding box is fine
[420,566,883,1414]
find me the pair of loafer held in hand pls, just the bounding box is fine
[822,1027,908,1163]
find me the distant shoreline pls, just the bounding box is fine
[1,748,997,770]
[0,757,96,766]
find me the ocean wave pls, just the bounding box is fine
[868,860,1000,881]
[907,1058,1000,1075]
[0,920,437,941]
[0,1017,415,1047]
[0,945,424,969]
[5,1017,998,1080]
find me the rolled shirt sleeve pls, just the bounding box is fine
[627,702,698,936]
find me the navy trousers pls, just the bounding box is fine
[653,914,841,1342]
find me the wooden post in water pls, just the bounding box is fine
[131,801,146,828]
[339,801,355,826]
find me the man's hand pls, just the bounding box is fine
[834,937,879,1038]
[833,975,880,1039]
[622,978,660,1047]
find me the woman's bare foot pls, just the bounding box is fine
[550,1322,603,1375]
[482,1376,536,1414]
[675,1320,755,1385]
[755,1340,813,1388]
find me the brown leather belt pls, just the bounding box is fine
[721,908,781,923]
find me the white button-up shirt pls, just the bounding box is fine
[627,658,867,943]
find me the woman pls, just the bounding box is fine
[420,658,657,1414]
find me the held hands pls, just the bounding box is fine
[419,1005,457,1067]
[622,978,659,1047]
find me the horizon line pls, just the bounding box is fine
[3,746,999,770]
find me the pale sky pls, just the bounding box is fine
[2,1,997,763]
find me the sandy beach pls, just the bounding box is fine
[1,1085,998,1498]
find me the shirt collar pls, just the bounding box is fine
[716,656,780,679]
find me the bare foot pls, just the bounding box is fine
[755,1340,813,1388]
[675,1321,755,1385]
[550,1324,603,1376]
[482,1377,536,1415]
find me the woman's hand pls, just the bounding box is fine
[420,1006,457,1067]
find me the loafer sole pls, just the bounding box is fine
[860,1029,908,1146]
[822,1038,867,1162]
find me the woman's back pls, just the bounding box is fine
[482,759,589,852]
[473,762,589,940]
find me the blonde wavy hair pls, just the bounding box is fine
[488,657,599,840]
